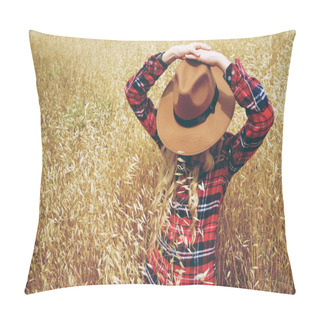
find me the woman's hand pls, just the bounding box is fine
[162,42,211,65]
[184,49,232,73]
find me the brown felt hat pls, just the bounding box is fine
[156,58,236,156]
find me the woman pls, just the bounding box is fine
[124,43,274,286]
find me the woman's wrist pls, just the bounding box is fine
[216,55,232,74]
[162,49,176,65]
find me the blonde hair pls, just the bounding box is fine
[148,136,224,253]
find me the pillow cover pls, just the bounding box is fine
[25,30,296,294]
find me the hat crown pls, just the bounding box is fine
[173,60,216,121]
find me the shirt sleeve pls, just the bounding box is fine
[223,58,275,179]
[124,52,169,150]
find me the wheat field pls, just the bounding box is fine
[25,30,295,294]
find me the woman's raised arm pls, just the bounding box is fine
[223,59,274,179]
[124,52,168,149]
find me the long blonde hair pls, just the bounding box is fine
[148,136,224,253]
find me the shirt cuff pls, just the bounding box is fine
[156,52,169,68]
[223,62,234,87]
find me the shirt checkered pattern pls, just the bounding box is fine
[124,52,274,285]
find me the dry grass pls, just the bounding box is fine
[25,30,295,294]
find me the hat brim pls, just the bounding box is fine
[157,65,235,156]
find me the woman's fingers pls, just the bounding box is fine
[191,48,201,57]
[192,42,211,51]
[172,43,212,61]
[199,43,211,51]
[185,53,198,60]
[185,43,211,58]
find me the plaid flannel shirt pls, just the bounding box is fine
[124,52,274,285]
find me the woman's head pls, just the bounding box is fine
[156,58,235,156]
[148,136,224,252]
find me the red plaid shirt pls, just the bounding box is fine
[124,52,274,285]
